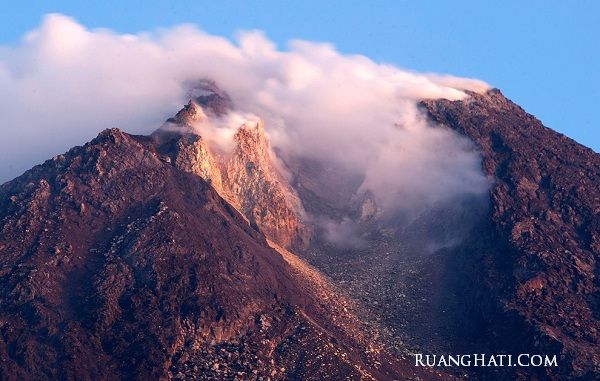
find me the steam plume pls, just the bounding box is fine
[0,14,489,217]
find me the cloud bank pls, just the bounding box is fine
[0,14,490,218]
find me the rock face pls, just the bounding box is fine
[224,121,309,249]
[0,128,444,381]
[155,98,309,250]
[421,89,600,380]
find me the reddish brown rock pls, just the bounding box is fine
[0,128,444,381]
[421,89,600,380]
[155,100,310,250]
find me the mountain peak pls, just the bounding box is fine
[165,100,207,127]
[187,79,233,117]
[233,119,269,161]
[162,81,233,129]
[94,127,131,142]
[151,96,309,249]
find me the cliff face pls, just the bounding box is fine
[0,128,443,381]
[421,89,600,379]
[155,98,309,250]
[225,121,309,249]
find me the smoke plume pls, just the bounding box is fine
[0,14,489,217]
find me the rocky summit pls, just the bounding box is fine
[154,99,310,250]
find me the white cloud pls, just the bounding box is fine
[0,13,490,218]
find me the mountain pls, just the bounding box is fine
[420,89,600,380]
[0,128,445,380]
[1,83,598,381]
[148,88,600,381]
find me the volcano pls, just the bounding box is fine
[0,86,598,381]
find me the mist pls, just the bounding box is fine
[0,13,489,218]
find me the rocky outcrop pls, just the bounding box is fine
[421,89,600,380]
[154,99,309,250]
[224,121,309,249]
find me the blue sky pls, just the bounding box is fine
[2,1,598,151]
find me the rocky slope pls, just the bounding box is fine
[0,128,448,380]
[421,89,600,380]
[277,89,600,381]
[156,86,600,381]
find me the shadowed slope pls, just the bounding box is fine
[422,89,600,380]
